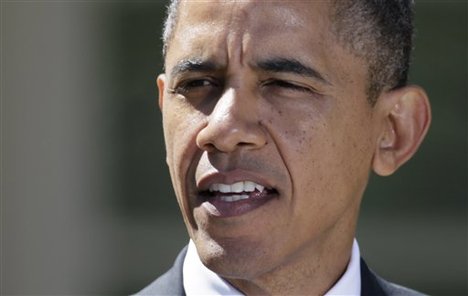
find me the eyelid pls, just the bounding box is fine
[169,76,220,94]
[260,78,319,94]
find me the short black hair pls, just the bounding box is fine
[331,0,414,104]
[161,0,415,105]
[161,0,180,58]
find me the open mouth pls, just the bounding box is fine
[198,181,279,217]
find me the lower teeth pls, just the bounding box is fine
[221,194,250,202]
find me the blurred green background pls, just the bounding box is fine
[2,1,466,295]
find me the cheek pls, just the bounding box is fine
[264,97,328,154]
[266,98,374,211]
[163,102,203,168]
[162,101,206,222]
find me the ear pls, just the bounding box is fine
[372,85,432,176]
[157,74,167,110]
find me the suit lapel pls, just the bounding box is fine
[360,258,388,296]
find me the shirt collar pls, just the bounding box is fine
[183,240,243,295]
[183,239,361,296]
[325,239,361,296]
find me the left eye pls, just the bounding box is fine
[263,80,312,93]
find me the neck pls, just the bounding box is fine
[227,221,357,295]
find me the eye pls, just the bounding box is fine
[182,79,213,90]
[262,79,314,94]
[170,78,218,94]
[169,77,222,105]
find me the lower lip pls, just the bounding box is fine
[200,190,276,218]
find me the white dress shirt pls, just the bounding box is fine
[183,239,361,296]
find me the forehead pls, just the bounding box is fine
[177,0,330,33]
[169,1,330,56]
[166,0,365,90]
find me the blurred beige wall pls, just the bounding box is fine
[3,3,128,294]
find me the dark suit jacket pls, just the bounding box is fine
[137,246,426,296]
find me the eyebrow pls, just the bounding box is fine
[169,57,330,85]
[170,58,219,78]
[255,58,329,85]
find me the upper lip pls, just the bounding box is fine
[197,169,276,192]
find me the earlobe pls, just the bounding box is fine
[372,86,431,176]
[157,74,167,110]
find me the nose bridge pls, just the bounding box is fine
[196,87,266,152]
[212,88,245,126]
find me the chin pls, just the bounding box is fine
[194,234,273,280]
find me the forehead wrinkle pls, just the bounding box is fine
[223,1,309,72]
[223,1,253,70]
[169,1,348,88]
[172,1,312,70]
[172,1,252,73]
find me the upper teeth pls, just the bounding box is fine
[209,181,265,193]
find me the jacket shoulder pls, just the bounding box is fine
[135,246,187,296]
[376,277,427,296]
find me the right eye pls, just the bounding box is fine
[169,78,224,107]
[172,78,220,97]
[181,79,213,89]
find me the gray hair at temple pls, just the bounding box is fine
[161,0,415,104]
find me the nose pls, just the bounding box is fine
[196,88,267,153]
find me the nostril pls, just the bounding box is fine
[206,143,216,152]
[238,141,254,147]
[200,142,217,152]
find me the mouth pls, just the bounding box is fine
[198,180,279,217]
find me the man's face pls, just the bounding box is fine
[159,1,381,280]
